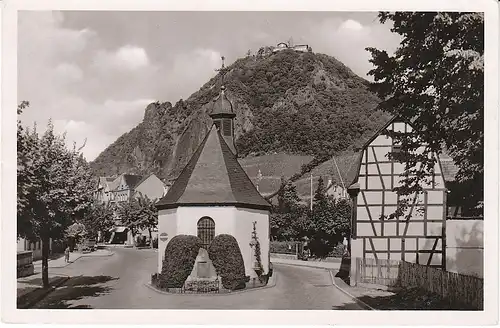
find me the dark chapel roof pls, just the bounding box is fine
[156,125,271,210]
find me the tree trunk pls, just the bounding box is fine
[148,228,153,249]
[41,234,50,288]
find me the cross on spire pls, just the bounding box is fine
[215,55,229,86]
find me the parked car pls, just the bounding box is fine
[81,239,97,253]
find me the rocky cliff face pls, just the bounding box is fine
[90,49,389,183]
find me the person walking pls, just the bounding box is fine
[64,246,70,263]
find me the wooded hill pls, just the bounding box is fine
[90,49,390,192]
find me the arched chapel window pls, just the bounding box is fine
[197,217,215,249]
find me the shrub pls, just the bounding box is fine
[270,241,300,254]
[208,234,246,290]
[159,235,202,288]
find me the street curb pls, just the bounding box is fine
[271,261,339,272]
[37,251,115,269]
[144,273,277,297]
[327,271,375,311]
[17,274,70,309]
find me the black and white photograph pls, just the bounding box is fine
[2,0,498,325]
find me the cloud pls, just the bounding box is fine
[36,97,155,161]
[93,45,150,71]
[339,19,364,31]
[308,17,401,79]
[163,48,222,100]
[54,63,83,82]
[18,12,157,161]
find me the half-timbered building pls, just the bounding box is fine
[346,117,448,283]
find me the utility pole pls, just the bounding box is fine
[310,173,313,211]
[332,155,346,198]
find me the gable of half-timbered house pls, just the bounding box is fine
[348,118,447,269]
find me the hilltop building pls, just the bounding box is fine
[272,42,312,53]
[156,59,272,278]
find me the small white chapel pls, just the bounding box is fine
[155,58,271,278]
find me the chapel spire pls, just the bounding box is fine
[210,56,236,155]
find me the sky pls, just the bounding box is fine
[18,11,401,161]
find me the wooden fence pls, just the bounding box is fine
[17,251,34,278]
[355,257,400,286]
[354,257,484,309]
[398,261,483,310]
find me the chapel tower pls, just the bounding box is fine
[210,56,237,155]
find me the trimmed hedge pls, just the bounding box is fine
[208,234,246,290]
[159,235,202,288]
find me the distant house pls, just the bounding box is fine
[96,173,167,245]
[16,238,53,261]
[95,176,116,202]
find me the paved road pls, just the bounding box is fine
[34,248,362,310]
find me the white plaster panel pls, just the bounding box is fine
[357,223,374,236]
[367,164,378,175]
[391,253,402,261]
[384,222,397,236]
[405,238,417,250]
[371,135,392,146]
[364,191,382,204]
[367,149,375,162]
[357,206,369,220]
[385,192,398,205]
[367,177,382,189]
[384,206,398,217]
[393,122,406,133]
[379,163,391,173]
[371,238,386,249]
[358,178,366,190]
[380,178,390,191]
[377,253,388,260]
[393,163,405,174]
[157,208,177,273]
[427,206,443,220]
[390,238,401,250]
[403,222,424,236]
[427,190,444,204]
[368,206,382,219]
[374,145,390,161]
[426,222,443,236]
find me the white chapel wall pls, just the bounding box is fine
[157,208,177,273]
[234,207,270,276]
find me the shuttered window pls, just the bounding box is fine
[222,119,232,137]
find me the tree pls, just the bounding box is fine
[65,222,86,250]
[366,12,484,213]
[17,103,95,287]
[134,193,158,248]
[270,179,307,241]
[81,200,116,242]
[307,177,351,258]
[116,198,140,246]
